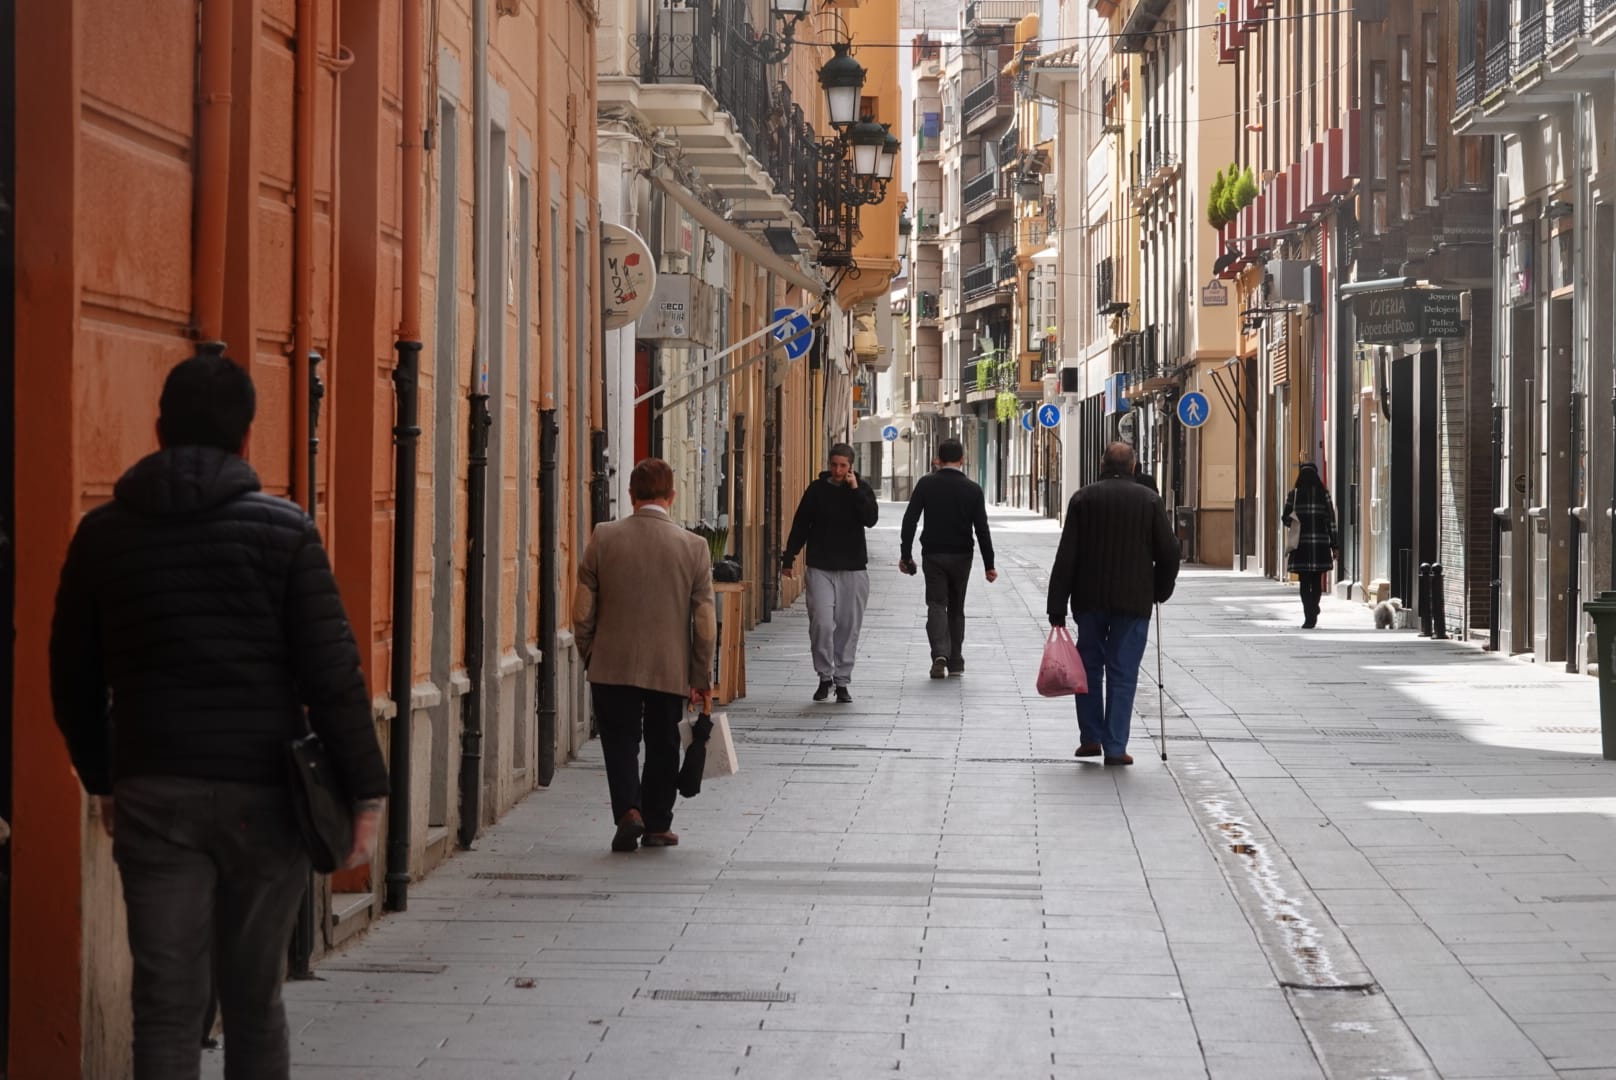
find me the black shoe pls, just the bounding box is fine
[1302,618,1317,629]
[947,658,965,675]
[813,679,832,702]
[834,686,853,704]
[929,657,948,679]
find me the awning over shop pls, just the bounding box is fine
[651,174,828,298]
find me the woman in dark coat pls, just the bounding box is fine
[1282,463,1339,628]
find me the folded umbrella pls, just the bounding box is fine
[678,712,715,798]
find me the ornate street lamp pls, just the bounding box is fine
[750,0,815,64]
[818,41,866,131]
[876,124,900,182]
[847,116,886,179]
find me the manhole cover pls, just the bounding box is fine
[472,872,578,881]
[648,989,794,1003]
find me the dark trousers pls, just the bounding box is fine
[592,683,684,833]
[1073,611,1152,758]
[1299,572,1324,624]
[922,552,972,667]
[112,775,310,1080]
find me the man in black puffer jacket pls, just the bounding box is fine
[781,443,879,702]
[50,353,389,1080]
[1047,442,1180,766]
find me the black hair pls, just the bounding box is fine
[828,442,855,464]
[937,438,965,463]
[157,352,257,453]
[1294,462,1325,492]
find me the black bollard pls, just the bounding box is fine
[1431,564,1450,640]
[1418,562,1433,637]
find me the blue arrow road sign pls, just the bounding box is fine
[882,424,899,442]
[1177,391,1211,429]
[1021,411,1034,432]
[1037,403,1061,429]
[771,307,814,360]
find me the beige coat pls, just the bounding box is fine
[572,507,716,696]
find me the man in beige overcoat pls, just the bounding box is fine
[574,458,716,852]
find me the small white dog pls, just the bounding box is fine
[1373,597,1403,629]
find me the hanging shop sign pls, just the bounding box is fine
[1353,288,1466,345]
[601,224,657,330]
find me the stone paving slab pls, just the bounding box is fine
[201,503,1616,1078]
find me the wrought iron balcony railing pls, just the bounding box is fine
[996,247,1017,284]
[915,291,940,321]
[1517,2,1547,71]
[999,125,1020,162]
[963,260,1002,300]
[1483,38,1510,98]
[963,169,1002,210]
[963,74,1012,123]
[1457,62,1477,110]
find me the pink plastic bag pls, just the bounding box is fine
[1036,626,1089,697]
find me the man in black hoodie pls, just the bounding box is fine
[782,443,879,702]
[899,438,997,678]
[50,353,389,1080]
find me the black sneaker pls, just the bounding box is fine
[834,686,853,704]
[929,657,948,679]
[812,679,833,702]
[947,658,965,675]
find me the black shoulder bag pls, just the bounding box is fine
[287,730,353,874]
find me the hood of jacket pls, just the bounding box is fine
[114,446,262,518]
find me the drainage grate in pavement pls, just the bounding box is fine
[1535,726,1600,734]
[1314,728,1461,740]
[1542,894,1616,904]
[472,872,579,881]
[503,891,614,901]
[321,961,449,975]
[648,989,794,1003]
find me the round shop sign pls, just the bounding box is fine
[601,224,657,330]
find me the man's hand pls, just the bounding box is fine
[345,804,383,869]
[97,795,114,839]
[1049,615,1066,628]
[781,564,795,579]
[689,687,714,713]
[846,472,858,489]
[985,569,999,583]
[898,558,917,576]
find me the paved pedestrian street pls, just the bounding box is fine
[219,505,1616,1079]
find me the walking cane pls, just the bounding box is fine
[1154,603,1167,761]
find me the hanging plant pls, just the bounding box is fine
[1206,168,1226,229]
[996,392,1019,423]
[1235,166,1259,210]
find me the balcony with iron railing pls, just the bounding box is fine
[996,247,1018,284]
[623,0,810,218]
[999,125,1020,162]
[963,168,1004,212]
[963,260,1008,301]
[915,291,941,323]
[1549,0,1616,75]
[963,74,1014,131]
[965,0,1040,33]
[912,205,942,239]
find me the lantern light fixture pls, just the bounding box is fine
[848,116,886,178]
[876,124,899,182]
[818,41,866,130]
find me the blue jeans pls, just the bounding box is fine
[1073,611,1151,758]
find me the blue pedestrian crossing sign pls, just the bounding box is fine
[771,307,814,361]
[1177,391,1211,429]
[1037,403,1061,429]
[881,424,899,442]
[1021,411,1034,432]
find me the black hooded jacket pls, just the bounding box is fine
[49,446,389,799]
[783,471,880,572]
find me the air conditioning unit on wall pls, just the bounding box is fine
[1268,259,1322,312]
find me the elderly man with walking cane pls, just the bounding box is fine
[1046,443,1180,765]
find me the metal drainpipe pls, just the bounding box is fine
[1489,146,1508,653]
[385,344,422,905]
[536,410,559,786]
[1568,91,1590,671]
[1490,403,1504,653]
[289,350,326,973]
[458,0,490,849]
[193,0,232,341]
[385,0,425,911]
[459,394,491,847]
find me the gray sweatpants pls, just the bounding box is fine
[804,567,870,686]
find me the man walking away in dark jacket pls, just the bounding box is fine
[899,438,997,678]
[1046,442,1180,766]
[782,443,879,702]
[50,353,390,1080]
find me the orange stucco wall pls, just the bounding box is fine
[12,0,407,1071]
